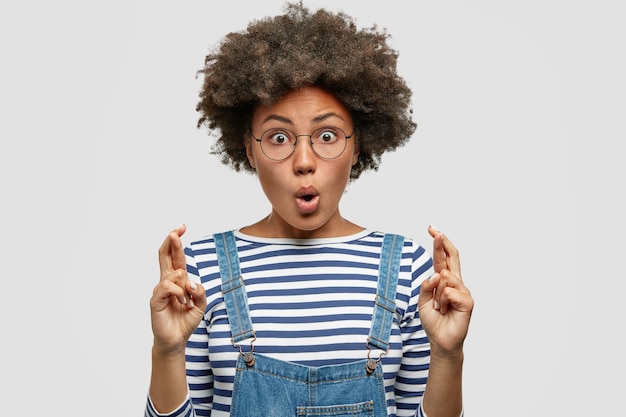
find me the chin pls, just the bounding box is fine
[286,216,330,234]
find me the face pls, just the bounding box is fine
[245,86,360,238]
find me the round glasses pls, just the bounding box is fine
[251,126,353,161]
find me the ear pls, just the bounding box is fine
[351,141,360,167]
[245,138,256,169]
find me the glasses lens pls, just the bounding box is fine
[260,129,296,160]
[311,127,347,159]
[258,126,349,160]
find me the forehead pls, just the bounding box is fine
[252,86,352,127]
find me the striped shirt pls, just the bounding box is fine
[146,229,433,417]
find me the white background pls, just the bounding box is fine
[1,1,624,415]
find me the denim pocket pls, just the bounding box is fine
[296,400,375,416]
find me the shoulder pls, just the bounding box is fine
[369,231,431,259]
[185,229,237,253]
[372,231,434,282]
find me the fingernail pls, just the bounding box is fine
[190,281,197,290]
[429,272,438,282]
[188,298,195,308]
[434,299,439,310]
[182,296,187,305]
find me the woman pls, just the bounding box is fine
[146,3,473,416]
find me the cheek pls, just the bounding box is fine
[255,164,283,195]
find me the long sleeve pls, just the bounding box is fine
[145,246,209,417]
[394,241,433,416]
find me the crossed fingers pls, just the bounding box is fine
[429,225,461,278]
[427,226,470,315]
[155,224,195,309]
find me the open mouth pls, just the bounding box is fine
[296,186,319,200]
[295,187,319,213]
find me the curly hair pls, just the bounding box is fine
[196,1,416,179]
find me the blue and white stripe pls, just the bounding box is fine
[146,229,434,417]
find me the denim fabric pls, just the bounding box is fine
[215,231,256,343]
[230,353,386,416]
[214,231,404,417]
[367,233,404,352]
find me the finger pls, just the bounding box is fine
[428,226,447,274]
[438,285,454,315]
[428,226,462,279]
[433,271,449,312]
[151,275,188,311]
[418,272,440,310]
[436,269,468,295]
[438,285,474,316]
[186,280,207,311]
[439,233,462,279]
[435,269,470,314]
[158,224,186,279]
[420,272,438,293]
[427,225,439,238]
[170,225,187,271]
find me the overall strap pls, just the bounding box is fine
[367,233,405,352]
[214,231,256,344]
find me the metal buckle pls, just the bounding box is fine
[232,333,257,367]
[365,338,387,374]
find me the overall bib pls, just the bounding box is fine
[214,231,404,417]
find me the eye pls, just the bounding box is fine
[266,131,292,145]
[314,128,339,144]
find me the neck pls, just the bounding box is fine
[241,211,363,239]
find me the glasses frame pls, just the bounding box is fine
[251,126,354,161]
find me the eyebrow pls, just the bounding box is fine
[260,112,346,126]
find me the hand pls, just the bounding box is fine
[150,224,207,355]
[418,226,473,357]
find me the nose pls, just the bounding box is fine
[292,135,316,175]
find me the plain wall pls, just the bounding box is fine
[1,1,624,415]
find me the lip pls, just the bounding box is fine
[295,186,320,213]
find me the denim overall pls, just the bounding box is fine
[214,231,404,417]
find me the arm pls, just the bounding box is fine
[148,225,207,414]
[394,241,432,416]
[418,226,473,417]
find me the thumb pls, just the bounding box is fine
[187,280,207,311]
[420,273,438,295]
[418,273,439,306]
